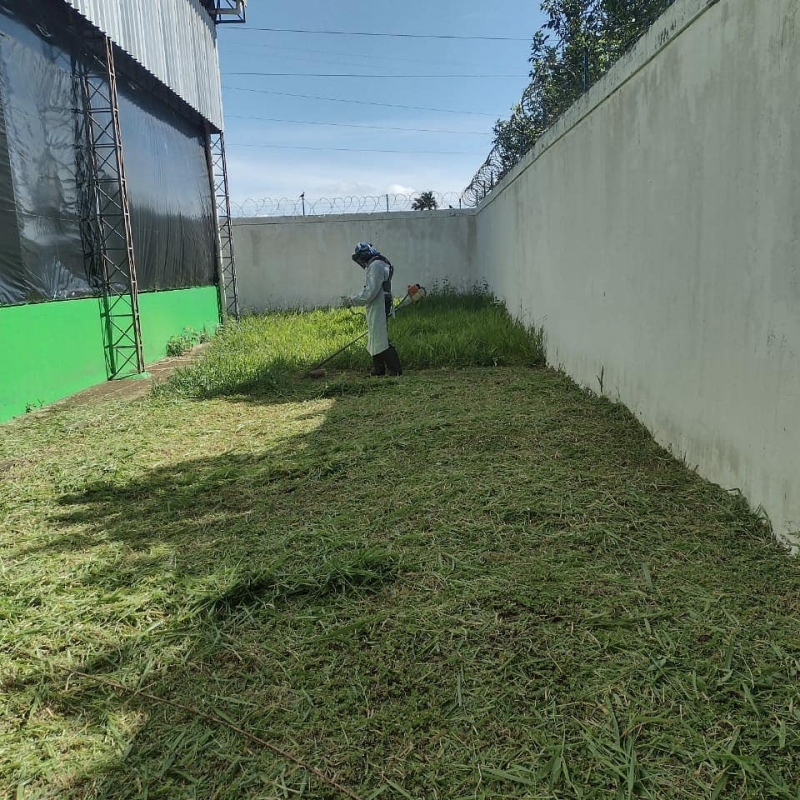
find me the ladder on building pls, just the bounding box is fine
[205,129,240,320]
[74,34,144,379]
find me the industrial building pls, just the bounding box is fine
[0,0,245,422]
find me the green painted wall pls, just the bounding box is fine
[0,297,108,422]
[0,286,220,423]
[138,286,219,364]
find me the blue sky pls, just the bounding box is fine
[216,1,546,207]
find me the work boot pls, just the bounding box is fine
[369,353,386,377]
[383,345,403,376]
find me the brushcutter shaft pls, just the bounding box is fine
[308,285,425,373]
[310,330,368,372]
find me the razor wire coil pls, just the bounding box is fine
[460,0,678,207]
[230,191,466,218]
[228,2,678,216]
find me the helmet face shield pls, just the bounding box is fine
[352,241,377,268]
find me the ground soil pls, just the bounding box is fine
[54,344,210,409]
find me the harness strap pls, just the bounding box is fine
[368,255,394,317]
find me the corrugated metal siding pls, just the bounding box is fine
[64,0,224,129]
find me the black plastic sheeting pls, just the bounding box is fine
[0,5,85,304]
[119,86,217,294]
[0,0,216,306]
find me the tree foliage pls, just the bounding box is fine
[489,0,675,178]
[411,191,439,211]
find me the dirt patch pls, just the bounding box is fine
[55,344,209,409]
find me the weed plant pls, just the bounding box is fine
[155,289,545,399]
[165,327,212,357]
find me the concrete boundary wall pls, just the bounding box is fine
[233,210,479,311]
[233,0,799,548]
[477,0,800,549]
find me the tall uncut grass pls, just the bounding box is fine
[155,289,545,399]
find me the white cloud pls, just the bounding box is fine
[387,183,417,196]
[224,148,482,212]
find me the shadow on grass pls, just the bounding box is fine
[9,389,408,798]
[5,369,800,799]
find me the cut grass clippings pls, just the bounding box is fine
[1,294,799,799]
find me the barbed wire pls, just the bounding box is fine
[230,3,676,215]
[230,191,467,217]
[461,0,677,207]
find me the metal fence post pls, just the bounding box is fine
[583,47,589,93]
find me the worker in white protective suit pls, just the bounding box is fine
[343,242,403,376]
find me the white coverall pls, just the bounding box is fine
[348,258,391,356]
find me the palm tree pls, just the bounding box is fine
[411,191,439,211]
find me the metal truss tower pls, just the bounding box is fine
[205,129,240,320]
[204,0,248,24]
[75,34,144,378]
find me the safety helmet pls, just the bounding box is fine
[352,241,378,268]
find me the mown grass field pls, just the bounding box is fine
[2,294,799,799]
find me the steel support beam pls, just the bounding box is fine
[205,128,240,321]
[75,34,144,378]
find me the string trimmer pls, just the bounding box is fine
[308,284,426,378]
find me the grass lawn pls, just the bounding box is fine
[2,295,799,799]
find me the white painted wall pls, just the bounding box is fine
[233,210,479,311]
[477,0,800,548]
[232,0,799,548]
